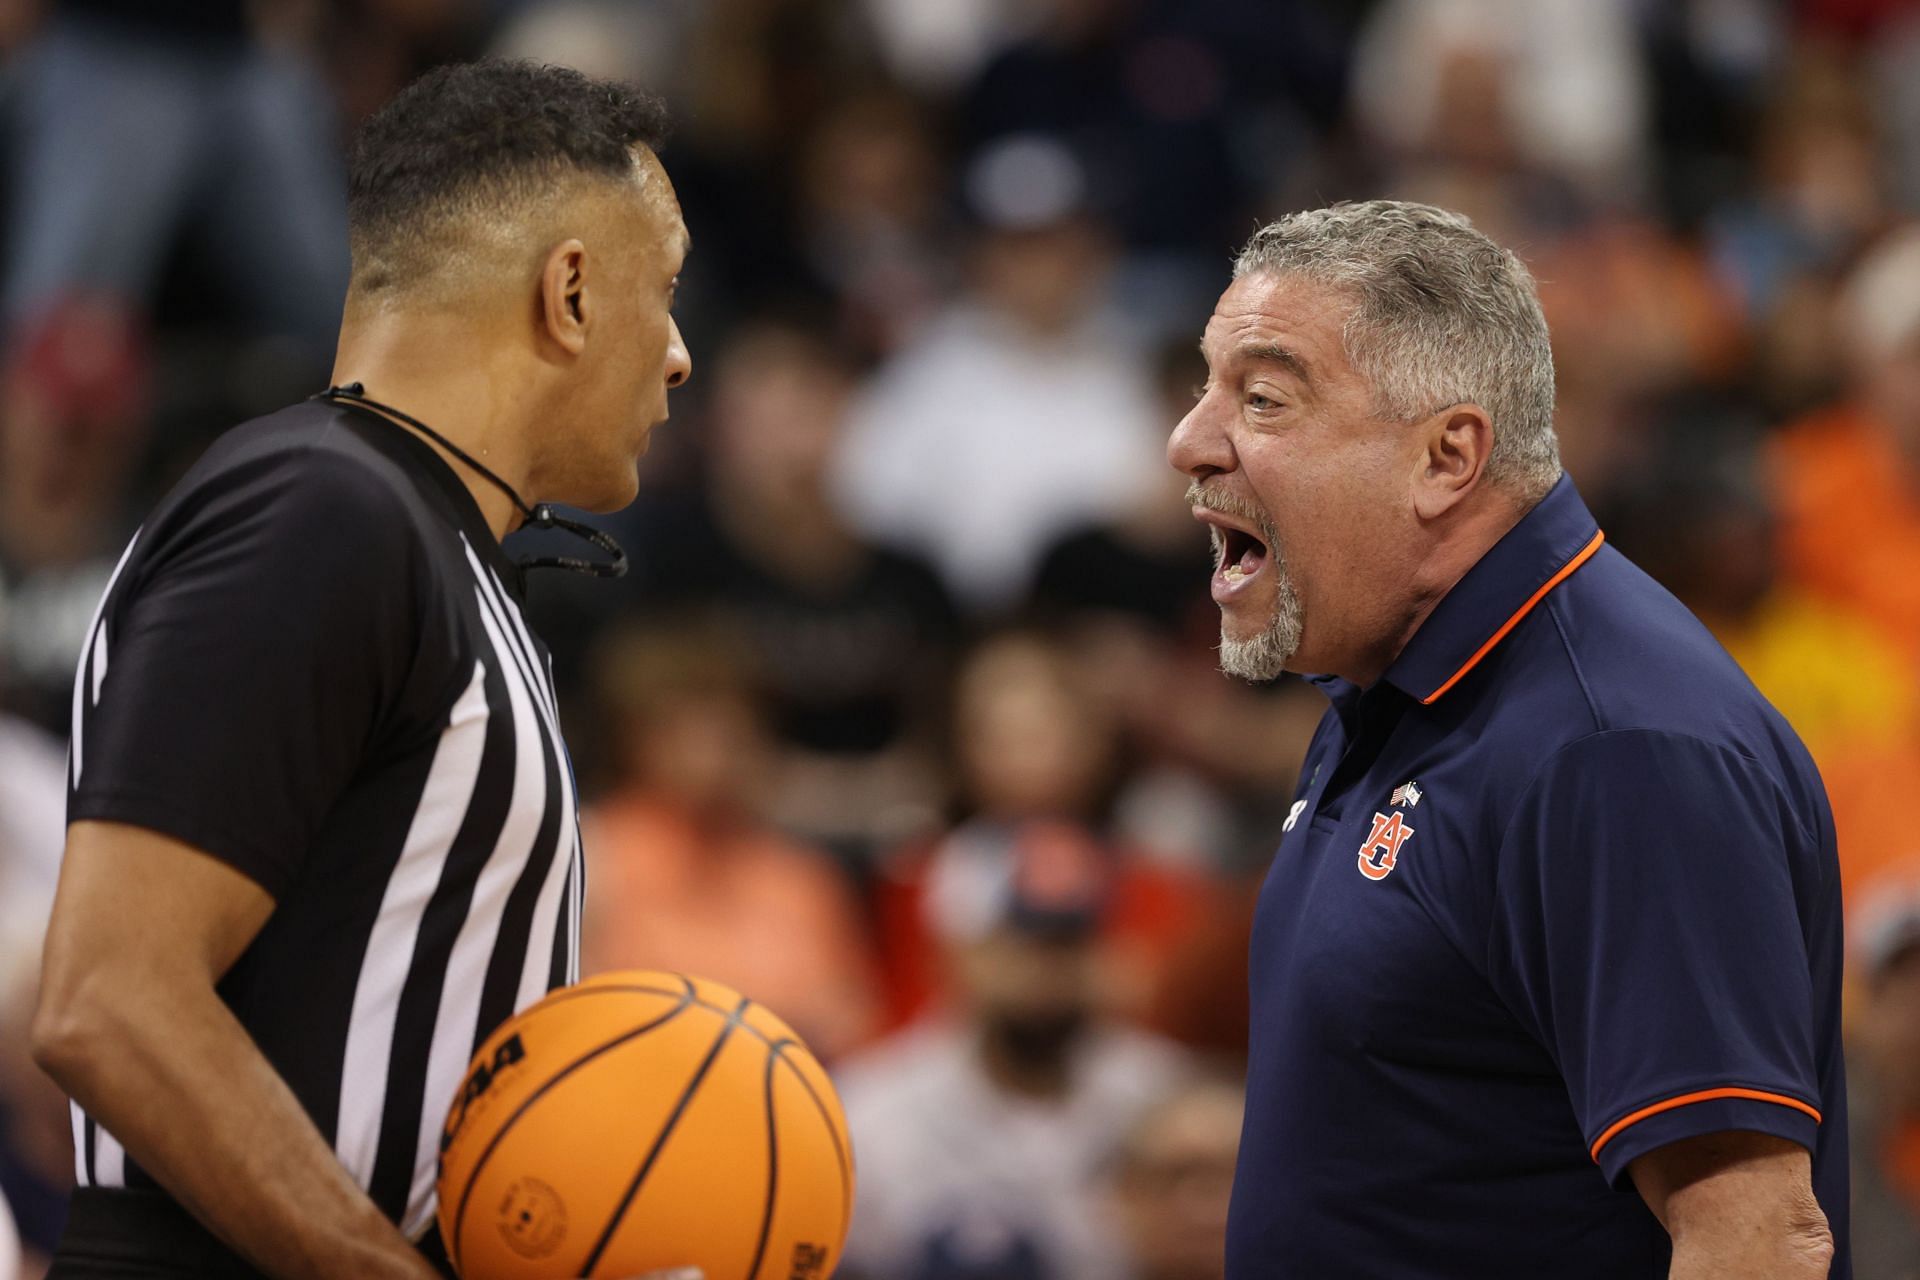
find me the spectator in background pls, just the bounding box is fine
[0,1193,16,1280]
[858,0,1027,98]
[795,91,956,358]
[1708,47,1891,416]
[1611,435,1914,765]
[0,685,68,974]
[1848,868,1920,1279]
[0,680,67,1273]
[956,0,1344,336]
[1351,0,1744,505]
[0,952,64,1277]
[0,298,150,734]
[1771,224,1920,662]
[837,817,1191,1280]
[0,666,65,1271]
[626,319,959,863]
[1023,341,1239,872]
[832,134,1164,614]
[580,623,882,1061]
[872,632,1210,1035]
[1,0,348,354]
[1106,1076,1242,1280]
[1762,226,1920,920]
[1709,50,1886,331]
[1862,1,1920,216]
[1350,0,1652,212]
[1027,341,1214,645]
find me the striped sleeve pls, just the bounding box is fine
[68,448,424,898]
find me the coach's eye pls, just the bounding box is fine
[1248,392,1281,412]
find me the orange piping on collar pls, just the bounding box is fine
[1420,530,1605,706]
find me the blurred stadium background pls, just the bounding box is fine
[2,0,1920,1276]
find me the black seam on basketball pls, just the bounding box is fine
[627,993,797,1051]
[579,994,753,1276]
[745,1005,780,1280]
[448,988,695,1273]
[770,1039,853,1228]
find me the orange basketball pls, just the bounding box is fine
[436,970,855,1280]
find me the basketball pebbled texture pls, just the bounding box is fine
[437,970,854,1280]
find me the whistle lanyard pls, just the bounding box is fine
[318,383,628,578]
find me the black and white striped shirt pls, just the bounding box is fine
[63,399,583,1261]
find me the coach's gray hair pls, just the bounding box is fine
[1233,200,1561,501]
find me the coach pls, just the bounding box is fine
[30,63,693,1278]
[1173,201,1846,1278]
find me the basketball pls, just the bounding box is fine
[436,970,854,1280]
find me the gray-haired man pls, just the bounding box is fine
[1173,201,1846,1278]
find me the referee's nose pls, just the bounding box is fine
[1168,386,1234,481]
[665,315,691,390]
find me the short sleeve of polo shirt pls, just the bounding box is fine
[69,447,426,900]
[1487,728,1824,1186]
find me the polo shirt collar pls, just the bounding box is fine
[1379,474,1605,706]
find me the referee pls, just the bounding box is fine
[1173,202,1847,1277]
[31,63,695,1279]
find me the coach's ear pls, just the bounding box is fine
[1411,402,1493,521]
[539,239,591,356]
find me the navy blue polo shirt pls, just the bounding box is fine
[1226,476,1849,1279]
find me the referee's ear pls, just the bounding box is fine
[539,239,591,356]
[1412,402,1494,521]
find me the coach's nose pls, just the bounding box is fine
[1167,389,1235,481]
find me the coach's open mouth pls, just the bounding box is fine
[1196,510,1271,604]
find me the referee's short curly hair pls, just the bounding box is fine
[346,60,671,297]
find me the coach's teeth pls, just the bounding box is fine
[1223,565,1245,583]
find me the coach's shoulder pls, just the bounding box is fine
[1537,546,1786,742]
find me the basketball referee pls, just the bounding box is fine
[31,63,697,1279]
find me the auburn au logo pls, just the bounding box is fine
[1358,811,1414,880]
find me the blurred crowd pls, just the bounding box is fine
[3,0,1920,1276]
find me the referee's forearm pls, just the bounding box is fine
[33,974,441,1280]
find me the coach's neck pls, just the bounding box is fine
[332,302,543,543]
[1339,490,1538,690]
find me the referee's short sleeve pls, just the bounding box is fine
[1487,729,1824,1187]
[70,448,426,899]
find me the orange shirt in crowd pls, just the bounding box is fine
[581,793,882,1061]
[1820,745,1920,911]
[1770,402,1920,661]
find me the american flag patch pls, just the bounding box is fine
[1390,780,1423,808]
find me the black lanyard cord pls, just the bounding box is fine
[317,383,627,578]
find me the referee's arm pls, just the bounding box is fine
[34,820,447,1280]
